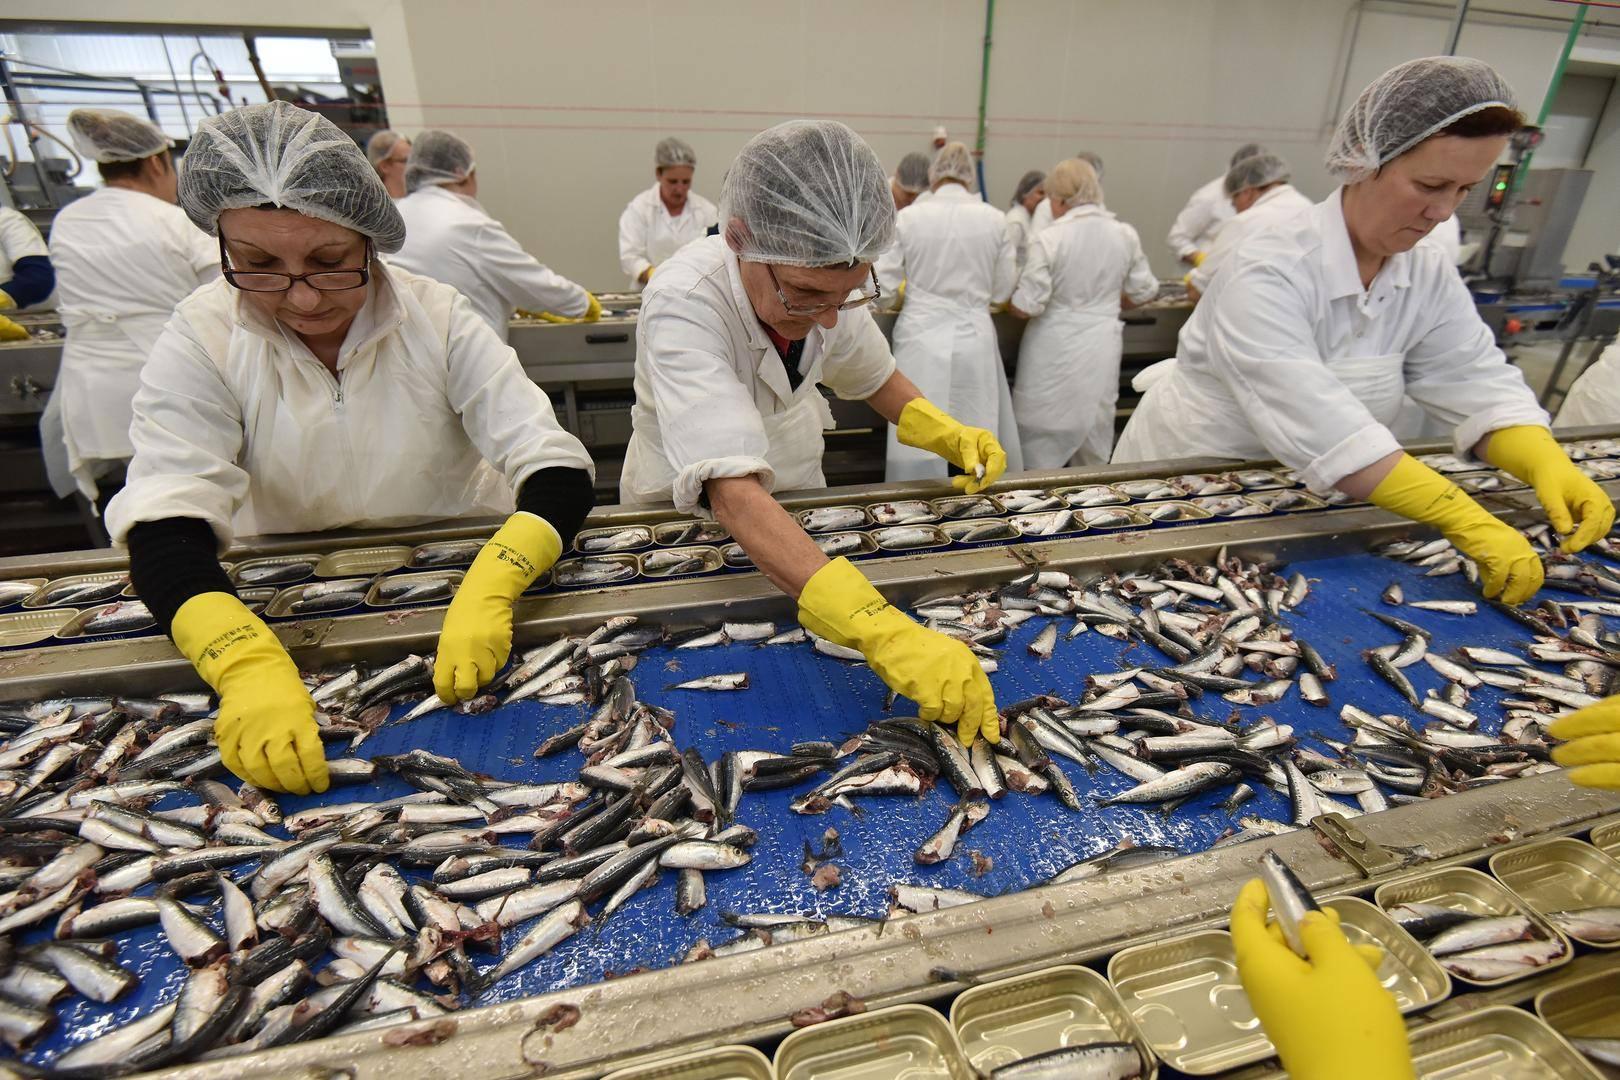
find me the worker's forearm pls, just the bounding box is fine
[1336,450,1404,502]
[864,369,924,425]
[706,476,829,599]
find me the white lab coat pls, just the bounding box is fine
[104,261,592,547]
[1555,340,1620,429]
[1011,205,1158,469]
[876,184,1023,482]
[1005,203,1035,271]
[618,184,718,291]
[391,186,588,341]
[621,235,896,512]
[1167,174,1235,263]
[1114,189,1547,491]
[0,207,54,310]
[1028,197,1053,237]
[47,187,219,499]
[1188,184,1313,294]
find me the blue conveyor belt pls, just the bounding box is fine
[18,543,1609,1067]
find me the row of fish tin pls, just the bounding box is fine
[597,823,1620,1080]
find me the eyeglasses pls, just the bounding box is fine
[219,233,372,293]
[767,264,881,317]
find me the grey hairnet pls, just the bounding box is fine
[655,137,697,170]
[720,120,896,268]
[404,130,475,194]
[179,100,405,254]
[1326,56,1517,181]
[1230,142,1267,168]
[365,129,408,168]
[66,108,172,164]
[1048,158,1103,208]
[1076,150,1104,181]
[1225,152,1292,196]
[928,142,976,189]
[1011,169,1045,207]
[894,152,931,194]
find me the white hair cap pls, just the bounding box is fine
[178,100,405,253]
[720,120,895,268]
[1325,56,1516,181]
[404,130,476,194]
[67,108,172,164]
[928,142,976,189]
[655,137,697,169]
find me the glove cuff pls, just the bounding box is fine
[1481,424,1559,483]
[895,398,954,455]
[797,557,893,649]
[171,591,287,692]
[468,512,562,598]
[1368,455,1493,536]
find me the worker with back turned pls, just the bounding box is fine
[620,120,1006,746]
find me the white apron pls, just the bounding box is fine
[884,285,1022,481]
[56,309,171,500]
[1013,307,1124,469]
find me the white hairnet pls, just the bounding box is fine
[1048,158,1103,208]
[655,137,697,170]
[1326,56,1517,181]
[928,142,976,189]
[1011,169,1045,207]
[404,130,475,194]
[894,152,931,194]
[1225,152,1291,196]
[179,100,406,254]
[1076,150,1104,181]
[1230,142,1267,168]
[720,120,895,268]
[366,129,409,168]
[66,108,172,164]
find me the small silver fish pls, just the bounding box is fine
[665,673,750,691]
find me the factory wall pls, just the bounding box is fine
[14,0,1620,286]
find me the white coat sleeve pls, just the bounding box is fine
[443,290,595,492]
[695,193,720,232]
[1009,234,1054,318]
[618,199,652,283]
[178,218,221,286]
[104,316,249,548]
[1202,263,1400,490]
[0,211,47,263]
[1188,219,1238,294]
[1400,259,1549,456]
[1168,187,1215,261]
[477,219,589,317]
[639,287,776,512]
[1121,225,1158,304]
[820,307,898,401]
[874,217,906,299]
[991,218,1019,305]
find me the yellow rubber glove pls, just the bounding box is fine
[433,512,562,703]
[1370,454,1542,605]
[581,293,602,322]
[528,294,602,325]
[1549,696,1620,789]
[1189,250,1207,267]
[896,398,1006,495]
[1231,879,1414,1080]
[798,557,998,745]
[0,290,15,311]
[0,314,28,342]
[1483,425,1615,553]
[171,593,329,796]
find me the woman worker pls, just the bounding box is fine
[877,142,1022,483]
[1115,57,1614,604]
[1010,158,1157,469]
[1003,169,1045,272]
[104,100,596,795]
[621,120,1005,745]
[392,130,598,341]
[48,109,220,509]
[617,137,718,290]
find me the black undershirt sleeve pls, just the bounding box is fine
[127,518,236,637]
[514,467,596,550]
